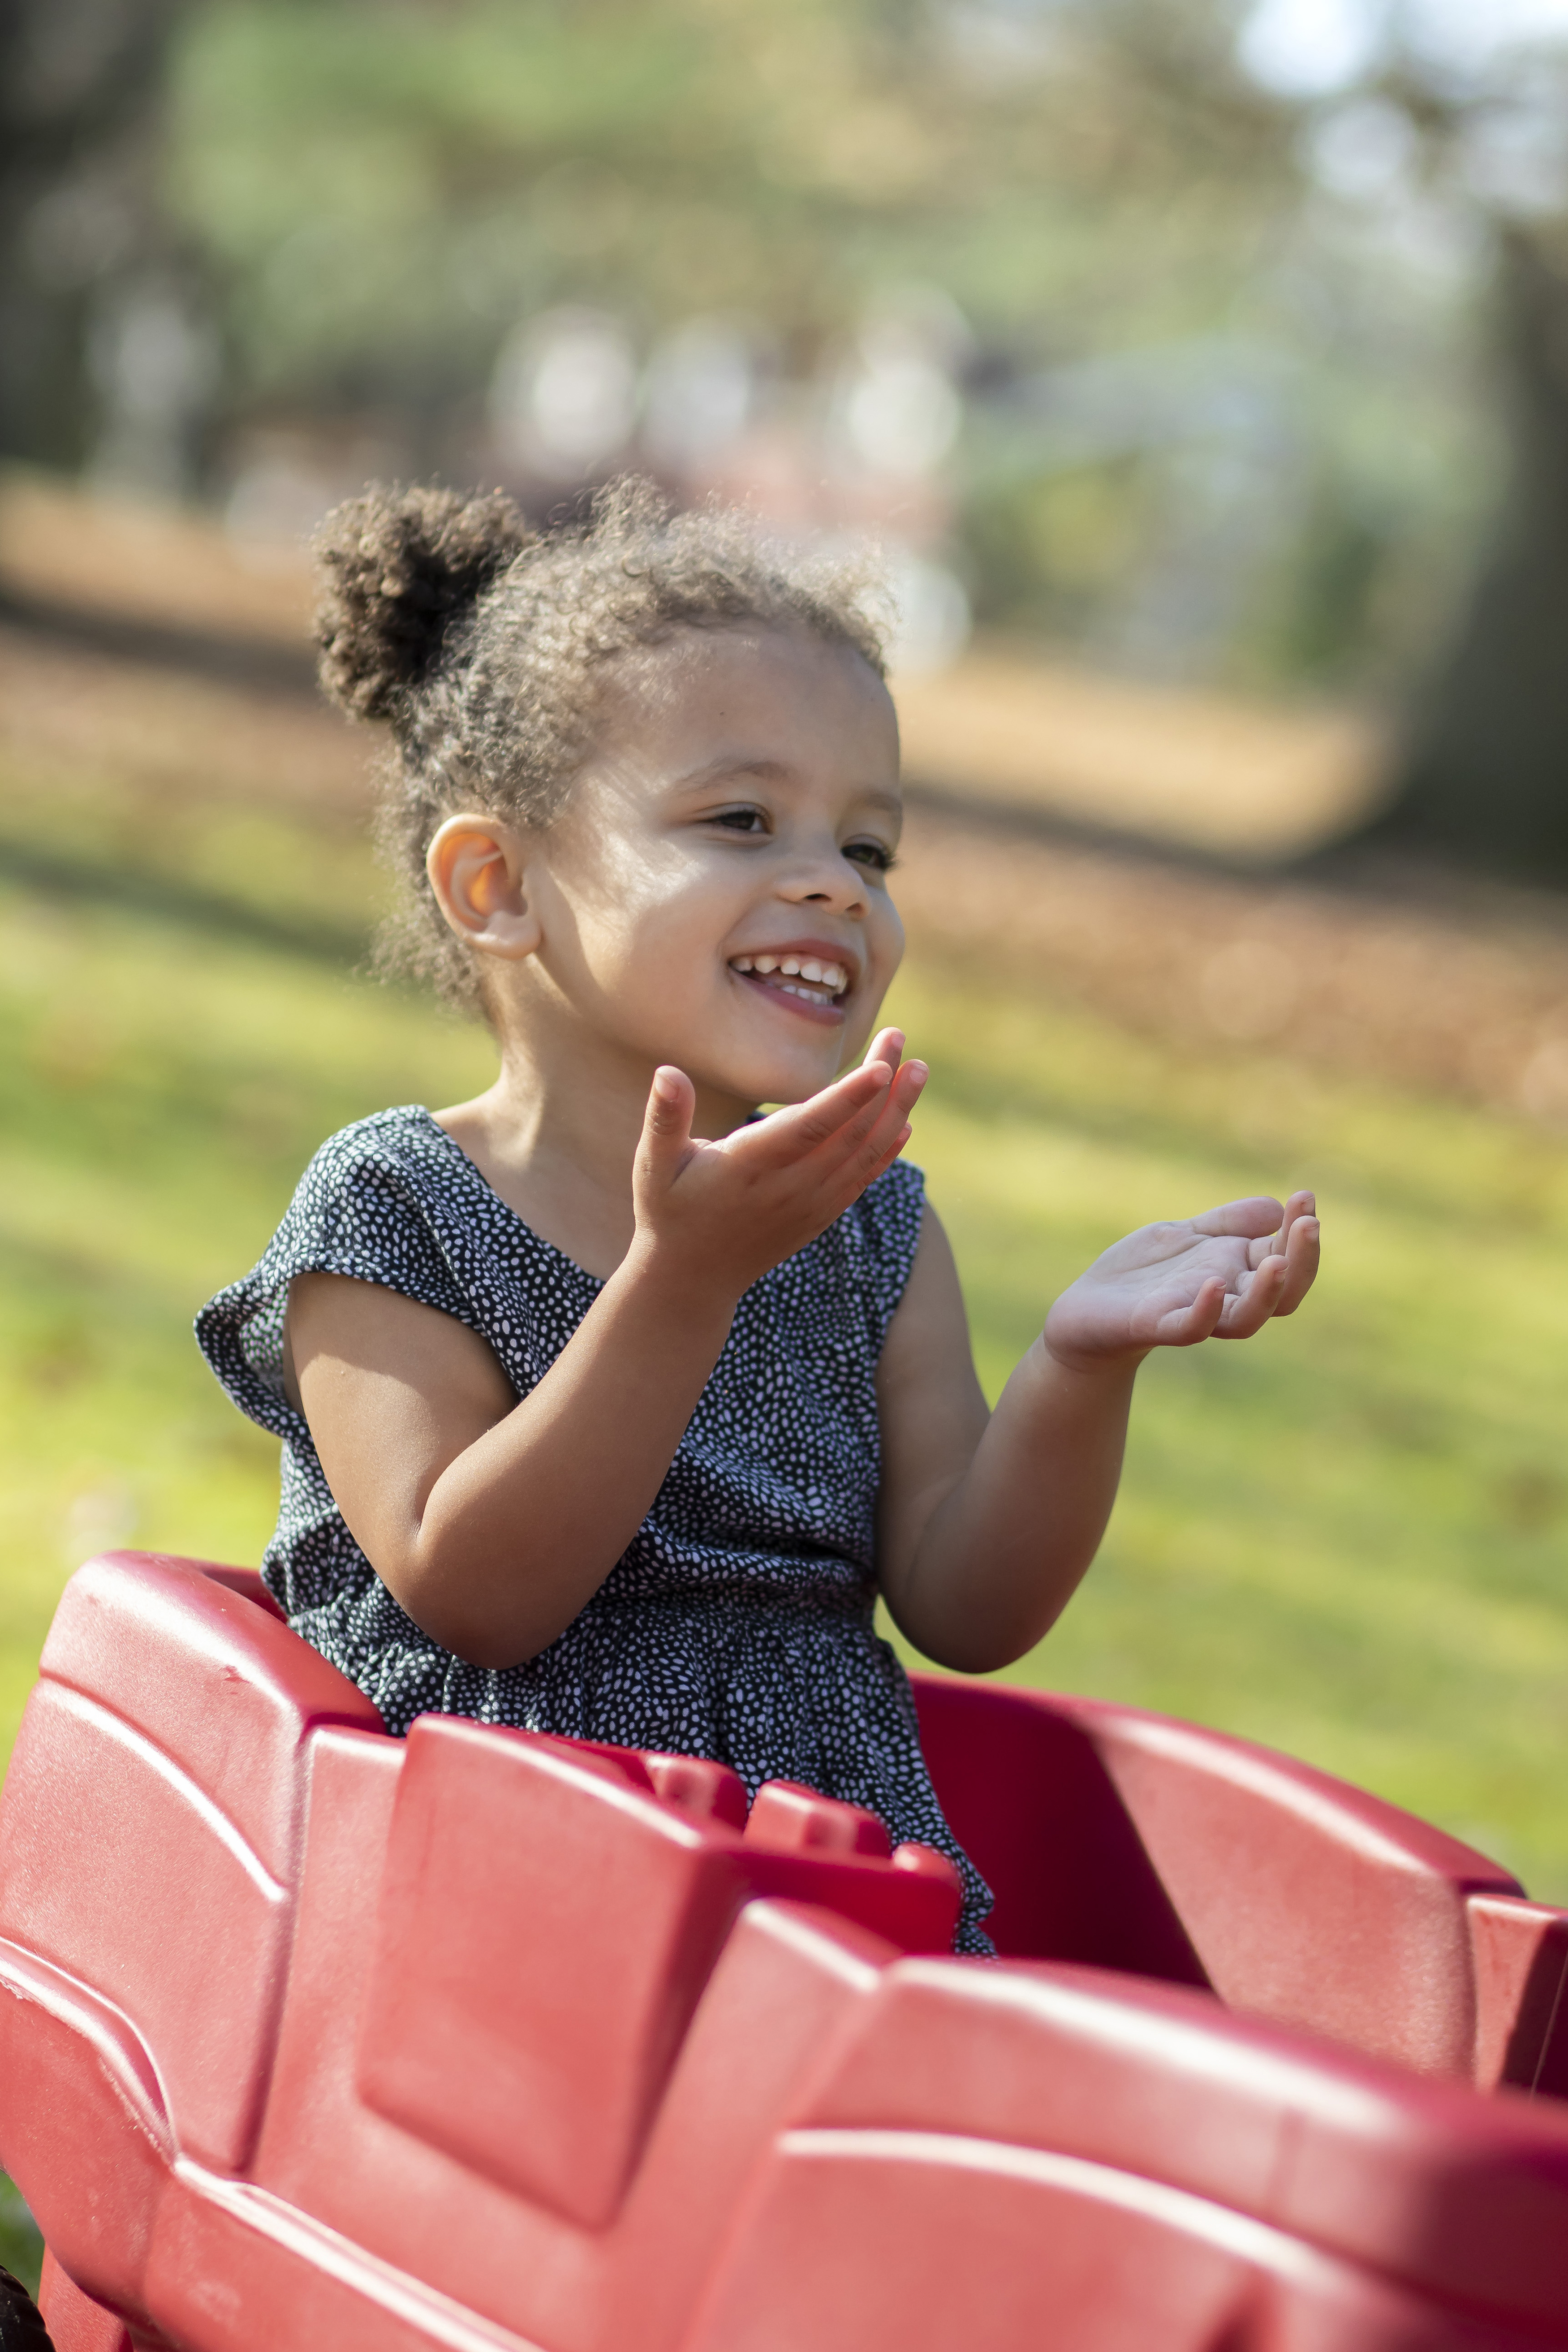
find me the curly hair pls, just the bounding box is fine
[312,477,890,1015]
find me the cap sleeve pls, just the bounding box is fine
[195,1110,476,1442]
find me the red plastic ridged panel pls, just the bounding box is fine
[505,1740,961,1945]
[745,1783,891,1856]
[246,1865,892,2352]
[788,1958,1568,2343]
[912,1675,1525,2077]
[677,2127,1551,2352]
[0,1939,171,2322]
[37,2254,134,2352]
[37,1553,380,1880]
[1468,1894,1568,2094]
[358,1716,753,2229]
[354,1718,960,2240]
[7,1553,1568,2352]
[0,1555,384,2177]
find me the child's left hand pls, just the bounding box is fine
[1043,1193,1320,1374]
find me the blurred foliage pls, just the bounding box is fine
[166,0,1288,388]
[142,0,1495,693]
[0,2173,42,2298]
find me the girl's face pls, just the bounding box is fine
[462,622,906,1119]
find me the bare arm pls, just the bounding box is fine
[289,1042,923,1667]
[877,1194,1320,1673]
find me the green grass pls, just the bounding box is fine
[0,2172,41,2296]
[4,745,1568,1904]
[879,964,1568,1895]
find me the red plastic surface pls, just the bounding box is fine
[794,1960,1568,2337]
[680,2130,1545,2352]
[0,1937,171,2318]
[7,1553,1568,2352]
[745,1781,891,1857]
[681,1950,1568,2349]
[0,1553,380,2177]
[359,1716,750,2227]
[913,1673,1533,2079]
[37,2255,134,2352]
[1469,1892,1568,2094]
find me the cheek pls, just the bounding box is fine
[567,860,732,995]
[868,892,905,978]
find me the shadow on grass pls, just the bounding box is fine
[0,836,368,968]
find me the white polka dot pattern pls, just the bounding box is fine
[196,1107,994,1952]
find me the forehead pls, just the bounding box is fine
[594,622,900,785]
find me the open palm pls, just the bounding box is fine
[1044,1194,1320,1372]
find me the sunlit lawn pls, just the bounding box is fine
[4,752,1568,1904]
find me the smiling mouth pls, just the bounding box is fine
[729,952,849,1009]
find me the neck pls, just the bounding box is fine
[434,1011,755,1280]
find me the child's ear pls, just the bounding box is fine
[426,814,543,961]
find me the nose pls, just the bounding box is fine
[777,832,869,915]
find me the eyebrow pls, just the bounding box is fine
[670,754,791,789]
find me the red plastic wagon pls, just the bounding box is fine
[3,1549,1568,2351]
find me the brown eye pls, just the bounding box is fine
[712,807,768,834]
[844,840,895,872]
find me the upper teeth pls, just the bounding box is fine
[732,955,848,994]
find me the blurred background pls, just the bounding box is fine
[6,0,1568,2019]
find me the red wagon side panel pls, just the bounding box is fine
[9,1556,1568,2352]
[678,2128,1543,2352]
[913,1675,1524,2078]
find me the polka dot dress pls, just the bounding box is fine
[196,1107,995,1953]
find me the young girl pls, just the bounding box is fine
[197,482,1320,1954]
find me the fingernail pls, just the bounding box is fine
[906,1061,928,1087]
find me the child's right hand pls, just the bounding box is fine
[631,1028,926,1301]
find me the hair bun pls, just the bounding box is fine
[312,484,531,721]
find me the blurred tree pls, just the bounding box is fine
[158,0,1494,698]
[1370,227,1568,875]
[162,0,1300,426]
[0,0,192,469]
[5,0,1542,768]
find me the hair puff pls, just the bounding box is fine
[313,484,532,722]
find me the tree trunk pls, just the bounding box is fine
[0,0,188,468]
[1369,225,1568,879]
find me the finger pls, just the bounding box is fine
[849,1055,927,1156]
[638,1066,695,1183]
[1273,1210,1320,1317]
[862,1027,905,1077]
[868,1056,927,1139]
[1190,1196,1285,1241]
[1247,1189,1317,1271]
[1214,1253,1289,1338]
[849,1065,927,1176]
[808,1066,926,1205]
[853,1120,916,1193]
[811,1060,928,1216]
[745,1061,891,1163]
[1152,1275,1228,1347]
